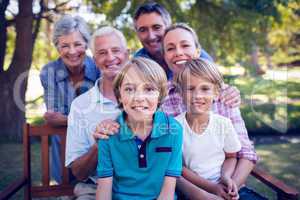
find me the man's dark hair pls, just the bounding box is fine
[133,2,172,28]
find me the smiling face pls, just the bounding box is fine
[118,66,160,123]
[135,12,167,57]
[93,34,129,80]
[57,31,87,70]
[163,28,200,75]
[182,73,217,115]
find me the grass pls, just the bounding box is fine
[246,141,300,199]
[0,137,299,199]
[227,75,300,134]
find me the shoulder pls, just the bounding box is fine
[175,112,185,124]
[165,114,183,141]
[40,59,61,75]
[199,49,214,62]
[210,113,233,129]
[70,86,96,111]
[134,48,149,58]
[212,112,231,122]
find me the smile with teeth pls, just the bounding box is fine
[174,60,187,65]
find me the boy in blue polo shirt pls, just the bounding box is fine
[96,57,183,200]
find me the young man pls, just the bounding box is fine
[65,26,129,199]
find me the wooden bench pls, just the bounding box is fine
[0,123,74,200]
[0,123,299,199]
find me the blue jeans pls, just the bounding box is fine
[51,135,62,183]
[239,187,268,200]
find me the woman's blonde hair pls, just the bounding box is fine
[113,57,168,108]
[176,58,224,94]
[163,23,201,52]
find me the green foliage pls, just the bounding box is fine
[87,0,299,67]
[233,75,300,134]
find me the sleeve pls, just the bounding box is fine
[223,119,242,153]
[40,64,58,112]
[200,48,214,62]
[65,101,92,167]
[216,101,258,163]
[166,119,183,177]
[97,139,113,178]
[228,107,258,163]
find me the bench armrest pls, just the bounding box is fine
[251,167,299,200]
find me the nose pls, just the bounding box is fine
[106,50,115,61]
[148,30,156,40]
[175,46,183,56]
[69,45,77,54]
[193,89,205,98]
[133,90,145,101]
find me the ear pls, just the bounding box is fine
[213,87,220,101]
[194,48,201,58]
[126,48,130,57]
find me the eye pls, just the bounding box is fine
[59,44,69,50]
[74,43,85,48]
[97,51,107,56]
[186,86,195,91]
[145,86,156,92]
[200,86,214,93]
[182,44,191,48]
[124,86,134,93]
[138,27,146,33]
[166,47,175,52]
[153,25,162,31]
[112,48,121,54]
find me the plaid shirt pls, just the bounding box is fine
[160,82,258,163]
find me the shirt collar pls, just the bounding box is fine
[135,48,173,80]
[55,56,99,82]
[118,111,170,141]
[92,78,115,104]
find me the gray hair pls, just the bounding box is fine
[90,26,127,55]
[52,15,90,48]
[134,2,172,28]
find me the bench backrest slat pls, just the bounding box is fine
[23,123,73,199]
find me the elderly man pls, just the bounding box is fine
[65,26,129,199]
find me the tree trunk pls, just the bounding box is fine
[0,0,34,141]
[0,0,9,71]
[251,44,265,75]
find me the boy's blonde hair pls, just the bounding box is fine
[113,57,168,108]
[176,58,224,94]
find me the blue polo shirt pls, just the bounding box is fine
[97,111,183,200]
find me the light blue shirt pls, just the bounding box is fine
[97,111,183,200]
[40,56,99,115]
[65,79,120,181]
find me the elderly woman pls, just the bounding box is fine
[40,15,99,183]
